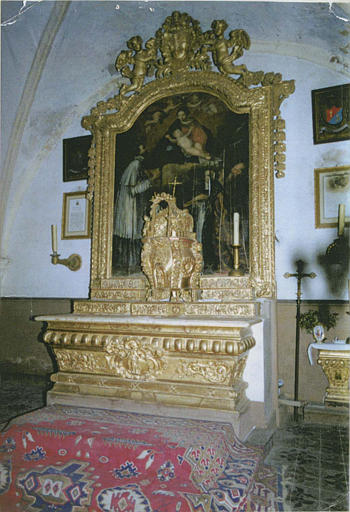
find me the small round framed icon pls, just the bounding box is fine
[313,324,325,343]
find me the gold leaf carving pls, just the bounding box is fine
[178,360,230,383]
[318,356,350,389]
[104,336,166,379]
[185,303,256,317]
[55,337,166,380]
[141,193,202,302]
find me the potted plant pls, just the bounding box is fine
[299,309,338,342]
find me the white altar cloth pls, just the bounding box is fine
[307,342,350,366]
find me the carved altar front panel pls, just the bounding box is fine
[39,315,257,413]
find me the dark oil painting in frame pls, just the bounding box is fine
[312,83,350,144]
[63,135,92,181]
[112,92,250,277]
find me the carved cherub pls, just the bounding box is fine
[116,36,157,96]
[207,19,250,77]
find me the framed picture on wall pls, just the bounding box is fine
[314,165,350,228]
[62,191,91,239]
[312,84,350,144]
[63,135,92,181]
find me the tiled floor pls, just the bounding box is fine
[265,423,349,512]
[0,372,349,511]
[0,372,50,427]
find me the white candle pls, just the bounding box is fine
[338,203,345,237]
[233,212,239,245]
[51,224,57,253]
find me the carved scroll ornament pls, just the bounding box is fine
[115,12,270,90]
[83,11,294,180]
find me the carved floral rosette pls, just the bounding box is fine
[141,193,203,302]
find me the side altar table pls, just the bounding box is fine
[308,342,350,406]
[36,312,258,416]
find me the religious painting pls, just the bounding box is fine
[63,135,92,181]
[314,165,350,228]
[112,92,249,276]
[312,84,350,144]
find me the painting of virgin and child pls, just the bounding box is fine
[112,92,249,276]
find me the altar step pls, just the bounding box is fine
[245,427,275,455]
[90,275,255,303]
[74,298,260,317]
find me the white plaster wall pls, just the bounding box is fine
[1,1,349,298]
[244,320,264,403]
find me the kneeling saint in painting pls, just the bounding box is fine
[112,92,249,276]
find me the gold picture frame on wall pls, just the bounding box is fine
[81,11,295,301]
[62,191,91,239]
[314,165,350,228]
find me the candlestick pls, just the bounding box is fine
[338,203,345,237]
[233,212,239,245]
[229,244,244,276]
[51,224,57,253]
[50,224,82,271]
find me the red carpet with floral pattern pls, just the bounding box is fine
[0,405,283,511]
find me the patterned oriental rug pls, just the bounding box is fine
[0,405,283,511]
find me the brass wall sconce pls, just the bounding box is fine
[50,225,82,272]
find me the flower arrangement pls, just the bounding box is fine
[299,309,338,335]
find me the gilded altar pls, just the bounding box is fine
[38,314,257,413]
[318,348,350,406]
[37,12,294,427]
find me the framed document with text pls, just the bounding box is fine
[62,191,91,239]
[314,165,350,228]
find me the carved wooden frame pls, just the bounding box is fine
[82,15,294,301]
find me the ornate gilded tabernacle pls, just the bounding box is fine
[37,12,295,430]
[141,192,202,302]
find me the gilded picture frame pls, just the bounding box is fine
[81,12,295,301]
[62,191,91,239]
[314,165,350,229]
[312,84,350,145]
